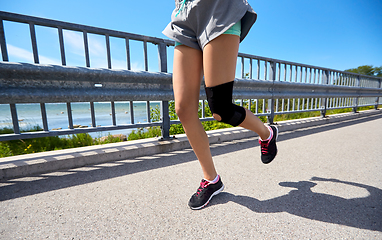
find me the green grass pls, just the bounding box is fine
[128,127,162,140]
[0,126,125,158]
[274,105,379,122]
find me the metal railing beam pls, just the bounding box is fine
[2,62,381,105]
[0,11,174,46]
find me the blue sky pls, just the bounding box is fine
[1,0,381,73]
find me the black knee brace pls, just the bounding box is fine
[205,81,246,126]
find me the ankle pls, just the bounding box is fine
[259,126,272,141]
[204,173,218,182]
[204,174,219,184]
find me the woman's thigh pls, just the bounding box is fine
[172,45,204,114]
[203,34,240,88]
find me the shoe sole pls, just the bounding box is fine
[189,184,225,210]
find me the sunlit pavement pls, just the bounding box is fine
[1,112,381,239]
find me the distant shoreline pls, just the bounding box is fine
[0,102,160,137]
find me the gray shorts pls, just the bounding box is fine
[163,0,257,51]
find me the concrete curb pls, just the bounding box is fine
[1,109,381,180]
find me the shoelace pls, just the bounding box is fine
[260,127,273,154]
[196,180,209,196]
[260,140,270,154]
[175,0,188,17]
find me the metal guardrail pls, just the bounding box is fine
[0,11,381,141]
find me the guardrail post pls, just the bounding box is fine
[353,75,360,113]
[376,79,382,110]
[29,22,39,64]
[10,104,20,134]
[321,70,330,117]
[268,61,276,124]
[158,41,171,140]
[0,18,9,61]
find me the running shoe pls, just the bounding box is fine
[259,125,278,164]
[188,176,224,210]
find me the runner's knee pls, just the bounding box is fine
[205,81,246,126]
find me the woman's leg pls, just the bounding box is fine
[173,45,217,181]
[203,34,270,140]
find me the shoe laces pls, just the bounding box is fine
[260,139,270,154]
[260,127,273,154]
[196,180,209,196]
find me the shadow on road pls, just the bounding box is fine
[210,177,382,232]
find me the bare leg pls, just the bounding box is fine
[240,108,270,140]
[173,45,217,181]
[203,34,270,140]
[173,35,271,182]
[203,34,240,87]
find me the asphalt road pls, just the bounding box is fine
[1,114,381,239]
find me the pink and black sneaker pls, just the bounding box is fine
[188,176,224,210]
[259,125,278,164]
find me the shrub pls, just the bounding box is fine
[0,126,121,157]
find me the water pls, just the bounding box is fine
[0,102,160,138]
